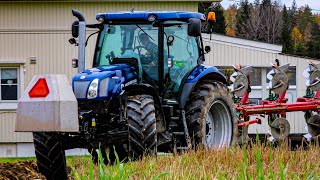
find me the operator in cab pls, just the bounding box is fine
[138,33,158,65]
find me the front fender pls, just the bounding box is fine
[122,83,160,103]
[179,65,227,108]
[185,65,226,83]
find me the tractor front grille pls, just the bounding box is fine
[99,78,109,97]
[73,81,90,99]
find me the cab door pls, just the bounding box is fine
[163,22,200,97]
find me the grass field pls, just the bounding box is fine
[68,142,320,180]
[1,142,319,179]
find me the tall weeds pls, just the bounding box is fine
[69,143,320,180]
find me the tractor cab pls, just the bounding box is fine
[72,11,208,100]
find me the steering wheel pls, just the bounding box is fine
[133,46,145,55]
[133,46,155,64]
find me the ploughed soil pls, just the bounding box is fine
[0,161,45,180]
[0,161,73,180]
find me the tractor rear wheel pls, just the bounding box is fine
[33,132,67,180]
[186,81,237,148]
[126,94,157,159]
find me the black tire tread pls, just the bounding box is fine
[127,94,157,159]
[33,132,67,180]
[186,81,238,148]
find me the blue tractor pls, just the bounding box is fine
[32,10,238,179]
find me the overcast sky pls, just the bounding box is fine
[221,0,320,12]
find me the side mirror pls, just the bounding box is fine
[205,46,211,53]
[188,18,201,37]
[72,21,79,38]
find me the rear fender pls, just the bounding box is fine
[179,65,227,108]
[122,84,166,132]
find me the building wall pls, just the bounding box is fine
[203,34,320,134]
[0,2,198,147]
[0,2,198,30]
[0,2,198,84]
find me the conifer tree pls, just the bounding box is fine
[289,0,298,27]
[306,17,320,58]
[281,5,294,53]
[236,0,252,39]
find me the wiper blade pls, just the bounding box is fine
[136,24,154,41]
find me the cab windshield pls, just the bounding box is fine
[96,24,158,65]
[94,22,200,94]
[95,23,159,80]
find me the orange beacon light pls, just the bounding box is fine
[207,12,216,22]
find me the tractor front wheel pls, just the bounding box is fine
[33,132,67,180]
[126,94,157,159]
[186,81,237,148]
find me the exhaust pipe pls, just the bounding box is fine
[72,10,85,22]
[72,10,86,73]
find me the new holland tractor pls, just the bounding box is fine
[16,10,237,179]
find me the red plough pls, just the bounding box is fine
[231,60,320,141]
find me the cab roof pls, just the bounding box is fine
[96,11,206,22]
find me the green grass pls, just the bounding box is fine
[1,143,319,179]
[0,155,85,163]
[0,157,35,163]
[69,143,320,180]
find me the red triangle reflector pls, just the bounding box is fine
[29,78,50,98]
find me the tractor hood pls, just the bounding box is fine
[72,64,138,100]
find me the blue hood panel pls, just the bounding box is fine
[72,64,138,100]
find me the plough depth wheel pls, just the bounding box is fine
[270,118,290,141]
[307,114,320,137]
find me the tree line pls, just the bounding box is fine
[199,0,320,59]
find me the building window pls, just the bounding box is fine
[249,68,262,86]
[0,68,19,101]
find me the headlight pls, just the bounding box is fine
[87,78,99,99]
